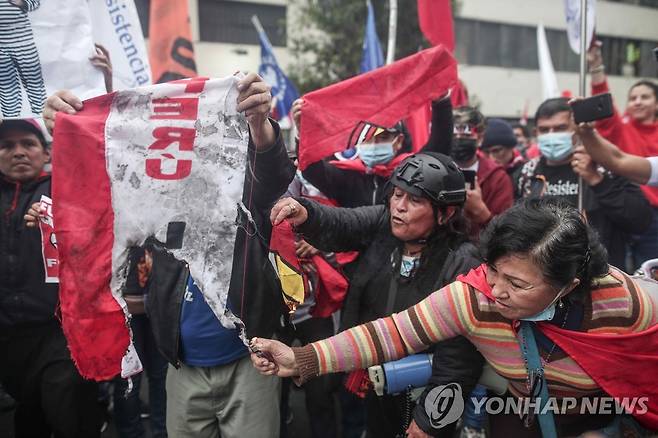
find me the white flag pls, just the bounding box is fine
[90,0,152,90]
[564,0,596,55]
[537,23,560,101]
[0,0,105,118]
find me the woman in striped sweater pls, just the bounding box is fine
[253,198,658,437]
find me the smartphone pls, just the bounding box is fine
[571,93,614,124]
[462,170,477,190]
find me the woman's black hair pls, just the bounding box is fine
[479,198,608,297]
[629,80,658,100]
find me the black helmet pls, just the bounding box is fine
[390,152,466,206]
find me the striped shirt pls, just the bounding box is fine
[0,1,39,47]
[293,267,658,401]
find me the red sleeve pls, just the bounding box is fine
[592,79,625,149]
[482,169,514,217]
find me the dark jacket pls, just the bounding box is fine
[301,97,454,208]
[0,174,59,327]
[516,157,652,269]
[296,199,485,437]
[468,155,515,238]
[146,122,296,367]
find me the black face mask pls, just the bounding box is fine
[450,138,477,163]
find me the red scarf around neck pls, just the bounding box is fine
[457,264,658,430]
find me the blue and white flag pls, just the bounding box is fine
[254,17,299,128]
[360,0,384,73]
[564,0,596,54]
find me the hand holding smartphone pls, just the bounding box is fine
[570,93,614,124]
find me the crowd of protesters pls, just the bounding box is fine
[1,35,657,438]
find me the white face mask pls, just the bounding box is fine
[356,142,395,168]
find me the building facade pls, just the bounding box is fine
[134,0,658,118]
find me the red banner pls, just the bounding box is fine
[149,0,197,84]
[417,0,455,51]
[298,45,457,170]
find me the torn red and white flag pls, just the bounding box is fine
[51,76,250,380]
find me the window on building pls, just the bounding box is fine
[198,0,287,46]
[606,0,658,8]
[454,18,657,78]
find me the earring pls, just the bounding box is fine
[558,298,564,309]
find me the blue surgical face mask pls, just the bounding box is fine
[520,302,557,322]
[357,142,395,168]
[537,132,574,162]
[520,288,566,322]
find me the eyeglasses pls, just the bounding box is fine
[453,124,478,136]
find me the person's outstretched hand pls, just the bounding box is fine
[250,337,299,378]
[270,197,308,226]
[91,43,113,93]
[586,40,603,70]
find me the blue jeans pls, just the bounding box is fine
[629,207,658,270]
[113,314,168,438]
[463,384,487,430]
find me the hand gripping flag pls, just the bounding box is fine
[298,45,457,170]
[51,76,251,380]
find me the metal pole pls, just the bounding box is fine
[577,0,588,213]
[578,0,588,97]
[386,0,398,65]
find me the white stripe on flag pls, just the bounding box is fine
[104,77,250,332]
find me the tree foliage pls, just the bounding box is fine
[288,0,431,94]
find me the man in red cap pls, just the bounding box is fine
[0,119,101,437]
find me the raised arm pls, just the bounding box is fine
[577,123,651,185]
[587,41,624,144]
[250,281,474,383]
[420,94,453,155]
[271,197,387,253]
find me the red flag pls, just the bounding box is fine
[405,103,432,152]
[417,0,455,52]
[407,1,459,150]
[51,77,253,380]
[298,46,457,170]
[149,0,197,84]
[52,93,131,380]
[451,79,469,107]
